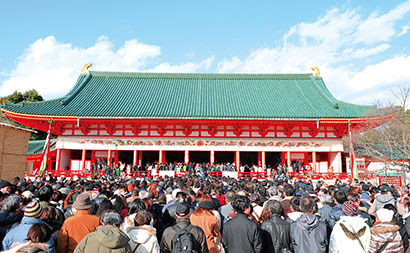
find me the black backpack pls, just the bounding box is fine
[171,224,197,253]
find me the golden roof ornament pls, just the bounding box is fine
[311,66,320,77]
[81,64,92,74]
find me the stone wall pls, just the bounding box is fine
[0,125,31,182]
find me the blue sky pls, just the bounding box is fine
[1,0,410,106]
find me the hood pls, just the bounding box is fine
[96,225,130,249]
[337,216,368,240]
[126,225,157,244]
[376,194,395,204]
[287,211,302,221]
[297,214,320,231]
[0,211,21,225]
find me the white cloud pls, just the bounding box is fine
[0,36,212,99]
[217,1,410,105]
[398,25,410,36]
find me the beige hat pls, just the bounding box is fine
[73,193,92,210]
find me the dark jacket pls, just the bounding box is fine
[222,213,262,253]
[160,217,208,253]
[0,211,22,244]
[74,225,131,253]
[328,204,344,229]
[290,213,327,253]
[261,214,291,253]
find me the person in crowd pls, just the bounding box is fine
[222,195,262,253]
[290,197,327,253]
[218,191,235,223]
[369,185,397,215]
[369,208,404,253]
[18,223,53,253]
[318,194,332,223]
[2,201,56,252]
[0,181,12,195]
[329,200,371,253]
[160,203,208,253]
[0,195,23,244]
[261,200,291,253]
[190,196,221,253]
[125,210,159,253]
[74,212,131,253]
[37,186,65,226]
[328,190,347,229]
[57,193,100,253]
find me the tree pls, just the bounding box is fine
[350,86,410,182]
[1,89,46,140]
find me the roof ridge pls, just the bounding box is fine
[88,71,313,79]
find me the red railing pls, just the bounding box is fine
[209,171,222,178]
[129,171,151,177]
[238,172,268,179]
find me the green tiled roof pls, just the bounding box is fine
[2,71,372,120]
[27,139,56,155]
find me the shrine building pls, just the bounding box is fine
[1,70,378,175]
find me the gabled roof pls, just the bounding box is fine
[27,139,56,156]
[1,71,372,120]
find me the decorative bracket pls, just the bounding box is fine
[131,123,141,136]
[257,123,270,137]
[156,122,167,136]
[207,122,218,137]
[52,121,65,135]
[182,122,193,136]
[334,124,348,138]
[104,121,116,136]
[80,122,91,135]
[232,123,243,137]
[283,123,295,137]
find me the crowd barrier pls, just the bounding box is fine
[27,170,376,181]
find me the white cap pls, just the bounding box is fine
[172,189,182,199]
[22,191,34,199]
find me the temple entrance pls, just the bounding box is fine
[266,152,282,169]
[240,152,258,166]
[214,151,235,164]
[141,151,159,167]
[118,151,133,165]
[166,151,185,163]
[189,151,210,164]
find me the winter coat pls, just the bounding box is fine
[260,214,291,253]
[160,217,208,253]
[318,205,332,223]
[74,225,131,253]
[222,213,262,253]
[218,203,234,223]
[328,204,344,229]
[19,243,50,253]
[0,211,22,244]
[190,210,221,253]
[290,213,327,253]
[57,209,100,253]
[329,215,371,253]
[125,225,159,253]
[369,222,404,253]
[1,217,55,253]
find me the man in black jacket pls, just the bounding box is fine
[222,195,262,253]
[261,200,291,253]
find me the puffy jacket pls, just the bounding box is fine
[260,214,291,253]
[329,215,371,253]
[0,211,22,244]
[369,222,404,253]
[1,217,55,253]
[222,213,262,253]
[328,204,344,229]
[74,225,131,253]
[126,225,159,253]
[290,213,327,253]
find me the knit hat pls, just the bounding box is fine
[376,208,394,222]
[342,201,358,216]
[24,201,43,218]
[73,193,92,210]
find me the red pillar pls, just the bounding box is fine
[235,151,240,171]
[114,150,119,165]
[258,152,262,166]
[133,150,138,165]
[107,150,112,168]
[81,149,86,170]
[138,150,143,166]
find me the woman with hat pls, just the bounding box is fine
[190,195,220,253]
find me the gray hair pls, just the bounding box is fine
[319,194,333,205]
[225,191,235,203]
[2,195,21,212]
[102,212,122,226]
[139,190,151,200]
[268,186,278,197]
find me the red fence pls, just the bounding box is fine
[238,172,268,179]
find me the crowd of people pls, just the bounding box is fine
[0,170,409,253]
